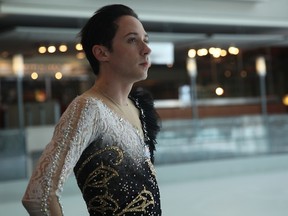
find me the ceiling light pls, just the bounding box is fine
[31,72,38,80]
[188,49,196,58]
[228,46,239,55]
[55,71,63,80]
[197,48,208,56]
[220,49,227,57]
[209,47,215,55]
[59,45,68,52]
[215,87,224,96]
[38,46,46,54]
[75,43,83,51]
[212,48,222,58]
[48,45,56,53]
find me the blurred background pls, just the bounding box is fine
[0,0,288,215]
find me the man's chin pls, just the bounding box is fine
[135,73,148,83]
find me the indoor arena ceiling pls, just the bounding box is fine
[0,0,288,58]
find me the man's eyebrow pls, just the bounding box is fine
[124,32,149,38]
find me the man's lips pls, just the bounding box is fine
[140,61,151,68]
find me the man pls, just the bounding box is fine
[22,4,161,216]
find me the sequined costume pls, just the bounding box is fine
[22,90,161,216]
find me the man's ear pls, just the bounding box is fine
[92,45,109,61]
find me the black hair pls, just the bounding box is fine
[80,4,139,75]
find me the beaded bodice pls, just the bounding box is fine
[22,90,161,216]
[74,95,161,215]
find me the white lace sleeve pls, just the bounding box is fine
[22,97,99,216]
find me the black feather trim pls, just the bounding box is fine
[129,89,161,163]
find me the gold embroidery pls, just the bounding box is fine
[78,145,156,214]
[79,146,122,213]
[88,191,119,214]
[118,187,155,215]
[75,145,123,178]
[82,163,119,192]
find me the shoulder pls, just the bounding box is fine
[65,95,102,112]
[60,95,103,123]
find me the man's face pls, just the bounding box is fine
[107,15,152,83]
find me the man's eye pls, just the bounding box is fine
[128,38,137,43]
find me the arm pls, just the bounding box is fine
[22,97,99,215]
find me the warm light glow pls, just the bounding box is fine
[186,57,197,77]
[209,47,215,55]
[35,90,46,102]
[12,54,24,77]
[224,70,231,77]
[209,47,227,58]
[75,43,83,51]
[256,56,266,76]
[228,46,239,55]
[282,94,288,106]
[215,87,224,96]
[31,72,38,80]
[188,49,196,58]
[76,52,85,59]
[48,46,56,53]
[240,70,247,78]
[197,48,208,56]
[38,46,46,54]
[212,48,222,58]
[59,45,68,52]
[55,71,63,79]
[220,49,227,57]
